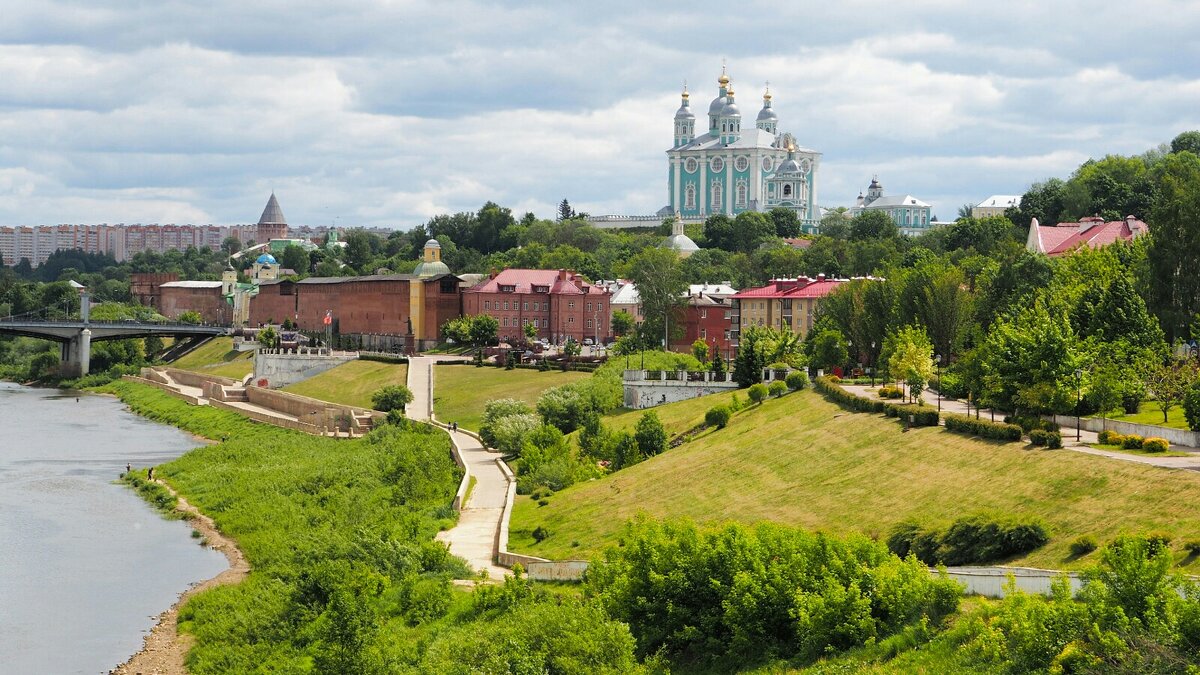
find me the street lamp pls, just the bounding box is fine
[935,354,942,412]
[870,341,876,387]
[1075,368,1083,442]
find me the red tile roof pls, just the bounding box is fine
[732,276,847,300]
[464,268,606,295]
[1034,217,1148,257]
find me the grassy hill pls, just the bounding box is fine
[511,388,1200,569]
[282,359,408,410]
[168,336,253,379]
[432,364,589,430]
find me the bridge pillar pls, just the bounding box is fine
[61,329,92,377]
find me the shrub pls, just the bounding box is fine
[705,405,731,429]
[878,385,905,399]
[887,515,1050,565]
[1146,532,1173,554]
[1184,540,1200,556]
[769,380,787,398]
[1069,535,1098,556]
[1121,434,1144,450]
[785,370,809,391]
[1029,429,1049,446]
[370,384,413,412]
[814,377,938,427]
[728,393,743,412]
[943,413,1023,442]
[1143,437,1169,453]
[1045,431,1063,449]
[1097,429,1119,445]
[1185,382,1200,432]
[531,526,549,543]
[827,375,841,384]
[634,412,668,457]
[748,383,769,404]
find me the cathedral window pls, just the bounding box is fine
[735,156,748,172]
[736,182,747,208]
[685,184,696,209]
[783,184,792,197]
[711,182,723,210]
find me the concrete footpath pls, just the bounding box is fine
[408,356,511,579]
[842,383,1200,471]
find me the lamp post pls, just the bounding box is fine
[935,354,942,412]
[1075,368,1083,442]
[870,341,876,387]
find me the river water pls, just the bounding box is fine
[0,382,227,674]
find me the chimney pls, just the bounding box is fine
[817,273,826,282]
[558,269,568,281]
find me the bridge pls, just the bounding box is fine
[0,318,227,376]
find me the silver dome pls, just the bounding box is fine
[757,106,777,121]
[720,101,741,117]
[775,158,802,174]
[675,104,695,119]
[709,95,726,115]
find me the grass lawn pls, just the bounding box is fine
[282,359,408,410]
[512,388,1200,570]
[1101,400,1189,430]
[432,364,589,431]
[168,336,254,379]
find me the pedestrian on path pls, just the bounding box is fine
[147,466,154,481]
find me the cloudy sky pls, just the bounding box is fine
[2,1,1198,229]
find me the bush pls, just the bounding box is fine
[768,380,787,398]
[1097,429,1120,445]
[748,383,769,404]
[1029,429,1049,446]
[705,405,731,429]
[814,377,938,427]
[887,515,1050,565]
[827,375,841,384]
[1005,415,1059,433]
[878,385,905,399]
[785,370,809,391]
[531,526,549,543]
[370,384,414,412]
[1121,434,1145,450]
[1069,535,1098,556]
[1045,431,1063,449]
[1185,382,1200,432]
[943,413,1023,442]
[1143,437,1170,453]
[1184,540,1200,556]
[634,412,668,457]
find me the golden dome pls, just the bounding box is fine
[718,73,730,85]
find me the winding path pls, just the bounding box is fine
[111,480,249,675]
[408,356,511,579]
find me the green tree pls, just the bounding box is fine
[312,569,387,675]
[342,229,378,271]
[634,411,667,457]
[977,297,1081,414]
[557,198,576,221]
[691,337,709,364]
[144,334,164,359]
[257,325,279,348]
[748,383,768,404]
[1148,151,1200,340]
[178,310,202,325]
[733,325,771,387]
[820,208,852,239]
[220,236,242,255]
[732,211,776,253]
[522,321,538,341]
[1144,359,1195,424]
[610,309,635,337]
[469,314,499,349]
[1170,130,1200,156]
[768,207,802,238]
[370,384,414,413]
[849,210,899,241]
[280,244,309,274]
[711,351,726,377]
[808,327,849,372]
[626,247,686,349]
[888,325,935,403]
[703,214,736,251]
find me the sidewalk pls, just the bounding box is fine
[842,383,1200,471]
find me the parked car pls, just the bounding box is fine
[583,337,594,345]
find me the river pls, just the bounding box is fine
[0,382,227,674]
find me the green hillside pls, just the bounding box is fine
[511,389,1200,569]
[282,359,408,410]
[168,336,254,379]
[432,364,589,430]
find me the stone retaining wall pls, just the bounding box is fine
[252,350,357,389]
[1049,414,1200,447]
[164,368,237,389]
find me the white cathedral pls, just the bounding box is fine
[665,66,821,228]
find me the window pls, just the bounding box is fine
[783,184,792,197]
[568,316,575,324]
[711,157,724,173]
[522,317,528,325]
[504,301,509,310]
[724,310,731,319]
[484,301,490,310]
[586,302,591,312]
[736,182,747,208]
[568,301,575,309]
[701,309,708,319]
[542,302,548,311]
[725,330,731,340]
[685,184,696,209]
[586,319,592,328]
[711,182,723,210]
[701,328,707,338]
[523,301,528,311]
[685,158,698,173]
[735,156,748,172]
[503,317,509,327]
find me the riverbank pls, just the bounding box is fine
[111,478,249,675]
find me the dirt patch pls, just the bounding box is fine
[110,481,249,675]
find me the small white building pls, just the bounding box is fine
[972,195,1022,219]
[849,177,933,236]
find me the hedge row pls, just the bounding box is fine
[1029,428,1064,449]
[814,377,939,426]
[887,515,1050,566]
[943,413,1023,442]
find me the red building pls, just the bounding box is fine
[130,272,179,310]
[1026,215,1148,257]
[462,269,610,344]
[249,273,461,349]
[160,281,228,324]
[731,275,849,347]
[670,287,736,359]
